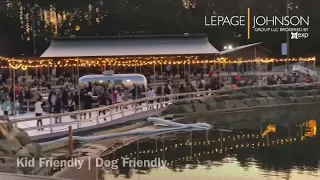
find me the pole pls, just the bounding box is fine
[32,7,36,56]
[206,129,208,142]
[254,47,257,74]
[77,59,81,110]
[160,61,163,82]
[177,64,180,78]
[13,69,16,116]
[183,64,186,80]
[68,126,73,156]
[286,0,290,71]
[153,63,156,83]
[190,131,192,156]
[220,130,223,152]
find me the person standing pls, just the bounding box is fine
[54,94,62,123]
[98,92,107,121]
[35,98,45,131]
[146,87,156,110]
[83,92,93,120]
[1,97,11,117]
[61,88,69,111]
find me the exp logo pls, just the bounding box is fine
[291,32,309,39]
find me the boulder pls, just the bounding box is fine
[215,102,225,110]
[277,97,294,104]
[203,96,215,102]
[314,83,320,91]
[0,125,9,138]
[205,101,217,110]
[278,84,290,90]
[224,100,248,109]
[191,99,202,104]
[179,104,194,113]
[255,91,269,97]
[192,102,208,113]
[26,143,42,158]
[0,138,22,153]
[250,86,262,92]
[15,146,32,158]
[204,97,217,110]
[0,163,23,174]
[215,95,231,102]
[314,95,320,102]
[266,97,278,105]
[267,91,279,97]
[307,89,320,96]
[0,146,13,156]
[216,89,234,95]
[260,86,272,91]
[243,98,259,107]
[231,93,248,99]
[269,85,280,91]
[278,91,291,97]
[295,84,314,90]
[16,130,33,146]
[173,99,191,105]
[8,127,21,139]
[163,104,180,114]
[290,90,309,97]
[0,123,9,132]
[256,98,267,106]
[294,96,314,103]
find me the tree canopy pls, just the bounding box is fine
[0,0,319,57]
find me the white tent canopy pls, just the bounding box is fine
[41,34,219,58]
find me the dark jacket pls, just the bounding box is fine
[54,97,62,111]
[62,90,68,102]
[84,95,93,109]
[98,93,107,106]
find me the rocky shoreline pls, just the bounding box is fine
[163,83,320,115]
[0,120,45,175]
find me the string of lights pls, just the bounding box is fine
[0,56,316,70]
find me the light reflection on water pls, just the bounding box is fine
[102,106,320,180]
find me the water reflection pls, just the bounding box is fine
[101,106,320,179]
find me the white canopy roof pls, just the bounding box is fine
[41,34,219,58]
[219,42,270,55]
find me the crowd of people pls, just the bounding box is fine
[0,67,316,130]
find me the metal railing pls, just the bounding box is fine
[11,90,216,135]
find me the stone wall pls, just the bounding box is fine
[0,120,43,174]
[163,83,320,115]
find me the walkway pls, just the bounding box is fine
[5,102,163,137]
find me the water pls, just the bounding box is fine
[101,105,320,179]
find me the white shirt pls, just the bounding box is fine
[51,95,57,106]
[146,90,156,98]
[116,93,123,103]
[35,101,44,114]
[191,80,197,88]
